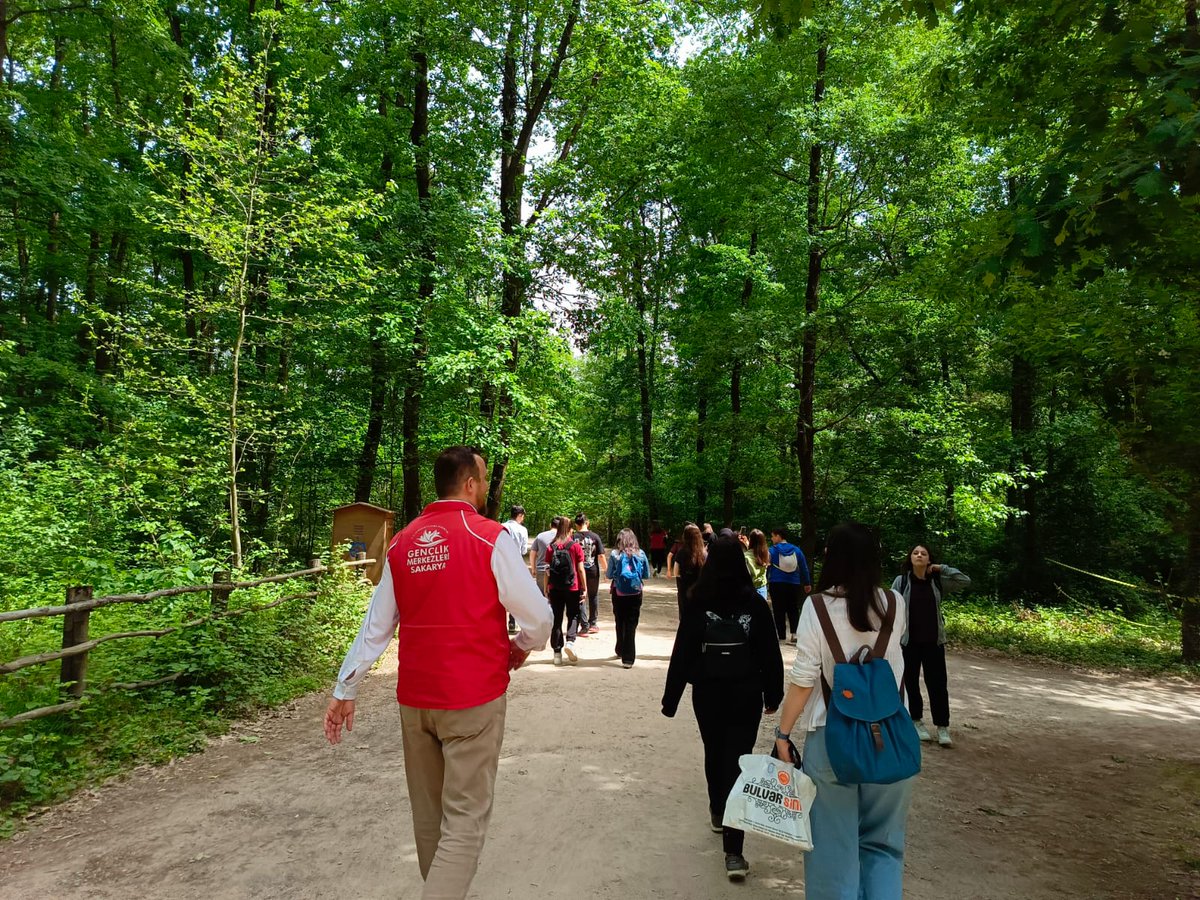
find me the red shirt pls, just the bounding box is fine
[388,500,509,710]
[649,530,667,550]
[544,540,584,591]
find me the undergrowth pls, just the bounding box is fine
[0,564,370,837]
[942,596,1199,677]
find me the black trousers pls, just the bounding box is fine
[768,582,802,639]
[903,640,950,726]
[584,569,600,627]
[650,548,667,573]
[692,680,763,855]
[547,588,582,652]
[676,574,697,617]
[611,592,643,664]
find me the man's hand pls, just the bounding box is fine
[804,584,812,594]
[324,697,355,746]
[508,639,531,671]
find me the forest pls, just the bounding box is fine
[1,0,1199,772]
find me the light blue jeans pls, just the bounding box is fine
[757,585,769,600]
[801,726,915,900]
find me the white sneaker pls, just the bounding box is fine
[914,720,932,742]
[937,726,953,748]
[553,652,563,667]
[563,642,578,664]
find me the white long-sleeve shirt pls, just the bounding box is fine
[333,529,551,700]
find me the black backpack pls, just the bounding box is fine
[702,611,753,678]
[548,542,574,589]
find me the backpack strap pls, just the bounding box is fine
[871,590,897,659]
[810,595,846,707]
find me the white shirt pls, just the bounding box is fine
[333,529,551,700]
[788,589,908,732]
[502,519,530,556]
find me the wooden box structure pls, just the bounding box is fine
[331,502,395,585]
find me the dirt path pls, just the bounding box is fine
[2,579,1198,899]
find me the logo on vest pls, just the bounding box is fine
[408,526,450,573]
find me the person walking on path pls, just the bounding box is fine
[573,513,605,634]
[773,522,915,900]
[662,536,784,883]
[743,529,770,600]
[606,528,650,668]
[502,505,530,634]
[768,527,812,644]
[544,516,587,666]
[323,446,552,900]
[891,544,971,748]
[649,523,669,576]
[529,517,561,596]
[670,523,707,617]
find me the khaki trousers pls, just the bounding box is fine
[399,695,507,900]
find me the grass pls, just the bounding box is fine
[942,596,1199,677]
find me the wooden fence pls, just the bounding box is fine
[0,557,375,729]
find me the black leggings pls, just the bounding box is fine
[547,588,582,652]
[692,681,763,855]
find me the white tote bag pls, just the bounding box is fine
[722,753,816,849]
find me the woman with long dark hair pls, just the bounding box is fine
[892,544,970,747]
[773,522,915,900]
[662,537,783,883]
[669,523,707,615]
[543,516,587,667]
[606,528,650,668]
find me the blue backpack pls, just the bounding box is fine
[811,593,921,785]
[614,552,644,594]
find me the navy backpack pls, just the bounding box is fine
[811,592,921,785]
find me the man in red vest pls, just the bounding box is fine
[323,446,551,899]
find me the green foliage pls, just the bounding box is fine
[942,596,1198,677]
[0,563,369,834]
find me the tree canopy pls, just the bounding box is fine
[1,0,1197,655]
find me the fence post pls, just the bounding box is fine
[211,570,232,614]
[60,585,93,698]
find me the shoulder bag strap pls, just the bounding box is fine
[871,589,897,659]
[810,594,847,707]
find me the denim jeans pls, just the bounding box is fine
[801,727,915,900]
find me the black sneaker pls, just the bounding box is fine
[725,854,749,881]
[710,812,723,833]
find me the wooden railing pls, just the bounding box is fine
[0,557,375,729]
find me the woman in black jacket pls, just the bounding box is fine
[661,536,784,883]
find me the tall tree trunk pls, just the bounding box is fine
[170,10,200,362]
[941,349,956,524]
[724,229,757,527]
[402,40,434,523]
[794,42,827,564]
[354,84,398,506]
[1007,353,1039,593]
[94,233,127,375]
[1180,492,1200,662]
[633,244,656,520]
[485,0,581,518]
[77,229,102,361]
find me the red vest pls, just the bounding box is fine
[388,500,509,710]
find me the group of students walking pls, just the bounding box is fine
[502,507,650,669]
[325,445,973,900]
[663,524,970,897]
